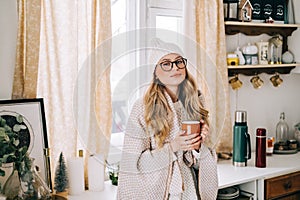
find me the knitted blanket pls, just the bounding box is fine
[117,93,218,200]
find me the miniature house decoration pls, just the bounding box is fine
[239,0,253,22]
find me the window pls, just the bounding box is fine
[111,0,132,133]
[110,0,183,134]
[147,0,183,40]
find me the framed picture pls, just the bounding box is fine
[0,98,52,189]
[223,0,239,21]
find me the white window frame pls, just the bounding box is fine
[138,0,184,82]
[147,5,183,28]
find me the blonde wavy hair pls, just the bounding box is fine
[144,70,209,148]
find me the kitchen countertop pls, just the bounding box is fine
[218,151,300,189]
[68,152,300,200]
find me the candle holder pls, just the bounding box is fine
[268,35,283,64]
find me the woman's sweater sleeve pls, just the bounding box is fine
[120,99,176,174]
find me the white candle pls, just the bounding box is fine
[67,157,84,195]
[88,154,104,191]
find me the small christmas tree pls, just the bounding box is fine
[54,152,68,193]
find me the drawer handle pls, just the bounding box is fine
[284,181,292,190]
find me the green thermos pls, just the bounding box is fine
[233,111,251,167]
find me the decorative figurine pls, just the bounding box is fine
[239,0,253,22]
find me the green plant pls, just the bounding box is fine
[0,115,28,177]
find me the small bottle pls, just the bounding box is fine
[276,112,289,144]
[256,128,266,168]
[266,137,274,156]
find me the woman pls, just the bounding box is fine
[117,39,218,200]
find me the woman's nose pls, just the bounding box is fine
[171,63,179,71]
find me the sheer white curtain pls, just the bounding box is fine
[37,0,112,182]
[183,0,232,152]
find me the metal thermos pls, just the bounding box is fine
[233,111,251,167]
[255,128,266,168]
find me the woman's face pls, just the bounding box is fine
[155,53,187,91]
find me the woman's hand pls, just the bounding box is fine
[200,119,209,142]
[190,119,210,151]
[170,130,201,152]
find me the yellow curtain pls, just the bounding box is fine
[186,0,232,153]
[91,0,112,155]
[12,0,41,99]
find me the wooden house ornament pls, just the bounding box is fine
[239,0,253,22]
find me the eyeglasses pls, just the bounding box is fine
[158,58,187,72]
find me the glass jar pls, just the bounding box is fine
[275,112,289,145]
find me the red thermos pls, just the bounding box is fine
[256,128,266,168]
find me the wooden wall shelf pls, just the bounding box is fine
[225,22,300,52]
[225,21,299,37]
[225,22,300,76]
[228,63,299,76]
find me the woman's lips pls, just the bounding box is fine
[170,73,181,77]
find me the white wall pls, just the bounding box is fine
[0,0,17,99]
[229,73,300,148]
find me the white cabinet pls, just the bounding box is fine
[217,152,300,199]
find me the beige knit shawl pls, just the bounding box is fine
[117,93,218,200]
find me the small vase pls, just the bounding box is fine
[19,157,51,200]
[2,166,21,199]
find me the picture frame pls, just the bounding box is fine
[0,98,52,190]
[223,0,240,21]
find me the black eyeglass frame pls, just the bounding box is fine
[158,58,187,72]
